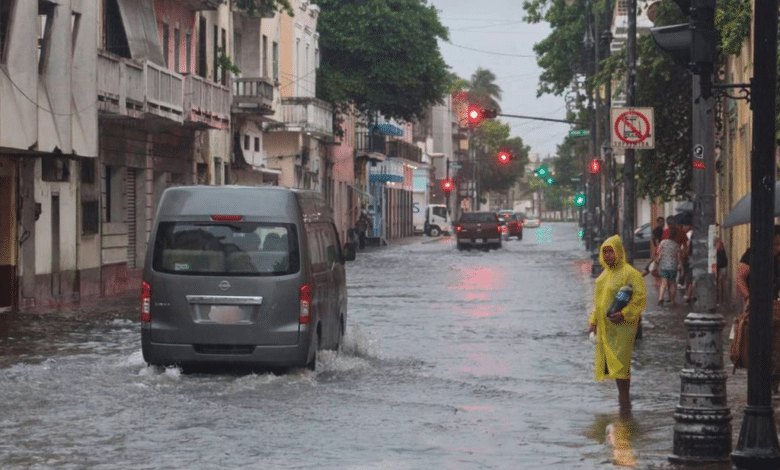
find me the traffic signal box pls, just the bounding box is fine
[497,150,512,164]
[589,159,602,174]
[650,0,717,97]
[575,193,586,207]
[466,105,498,126]
[441,178,455,193]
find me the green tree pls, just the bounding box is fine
[316,0,451,123]
[234,0,294,17]
[468,68,503,112]
[476,122,529,193]
[597,1,692,201]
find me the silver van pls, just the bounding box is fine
[140,186,356,371]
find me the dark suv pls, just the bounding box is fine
[455,212,502,251]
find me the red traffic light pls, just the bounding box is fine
[466,105,498,125]
[441,178,455,193]
[497,151,511,164]
[589,159,602,174]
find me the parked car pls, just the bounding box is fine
[141,186,356,372]
[523,215,541,229]
[633,222,652,259]
[500,213,523,240]
[455,212,502,251]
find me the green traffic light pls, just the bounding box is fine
[546,177,554,185]
[537,166,548,177]
[578,230,585,238]
[574,193,586,207]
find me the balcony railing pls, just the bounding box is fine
[355,132,386,155]
[98,51,230,130]
[386,139,422,163]
[231,77,274,118]
[275,97,334,138]
[185,74,230,129]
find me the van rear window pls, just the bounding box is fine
[152,222,299,276]
[459,213,497,224]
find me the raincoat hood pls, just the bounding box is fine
[599,235,626,270]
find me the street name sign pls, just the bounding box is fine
[569,129,590,136]
[611,107,654,149]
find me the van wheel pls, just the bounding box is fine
[306,332,319,371]
[334,315,345,353]
[428,226,441,237]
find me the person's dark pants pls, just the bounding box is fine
[358,230,366,249]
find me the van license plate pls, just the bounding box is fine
[208,306,249,324]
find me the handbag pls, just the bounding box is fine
[729,310,749,373]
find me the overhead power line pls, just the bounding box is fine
[442,41,536,58]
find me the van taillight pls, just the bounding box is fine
[211,215,244,222]
[140,281,151,323]
[299,284,312,324]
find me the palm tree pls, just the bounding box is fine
[468,68,502,113]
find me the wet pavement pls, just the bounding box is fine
[0,222,768,469]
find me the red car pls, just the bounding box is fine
[499,213,523,240]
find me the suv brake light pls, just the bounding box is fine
[456,224,463,232]
[299,284,312,324]
[140,281,151,323]
[211,215,244,222]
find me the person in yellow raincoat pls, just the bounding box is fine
[588,235,647,409]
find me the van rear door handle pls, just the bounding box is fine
[186,295,264,305]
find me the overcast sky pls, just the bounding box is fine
[431,0,571,161]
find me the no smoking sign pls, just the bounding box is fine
[611,107,654,149]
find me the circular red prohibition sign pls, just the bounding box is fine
[614,110,651,145]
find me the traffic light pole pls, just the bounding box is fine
[621,0,636,265]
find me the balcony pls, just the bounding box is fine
[185,74,230,130]
[386,139,422,164]
[231,77,275,121]
[98,51,229,131]
[272,97,334,139]
[355,132,386,156]
[98,51,184,126]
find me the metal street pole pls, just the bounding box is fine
[621,0,636,265]
[731,0,780,466]
[668,7,731,461]
[601,0,615,237]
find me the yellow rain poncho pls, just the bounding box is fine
[589,235,647,381]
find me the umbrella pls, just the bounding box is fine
[672,211,693,227]
[722,181,780,227]
[676,201,694,213]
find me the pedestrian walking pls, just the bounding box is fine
[656,228,682,306]
[588,235,648,410]
[356,211,370,249]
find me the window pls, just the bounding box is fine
[197,16,207,77]
[262,35,268,78]
[272,41,279,82]
[174,28,180,72]
[162,23,169,68]
[71,12,81,57]
[104,0,130,58]
[233,31,241,71]
[185,32,192,74]
[38,2,55,74]
[0,0,14,63]
[42,156,70,182]
[221,28,227,85]
[295,38,300,95]
[80,160,95,184]
[254,137,260,152]
[244,135,250,150]
[152,222,300,276]
[212,25,218,82]
[104,165,123,223]
[81,201,99,235]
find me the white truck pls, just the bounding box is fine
[413,195,451,237]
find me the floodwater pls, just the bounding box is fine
[0,223,754,469]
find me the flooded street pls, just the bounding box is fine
[0,223,754,469]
